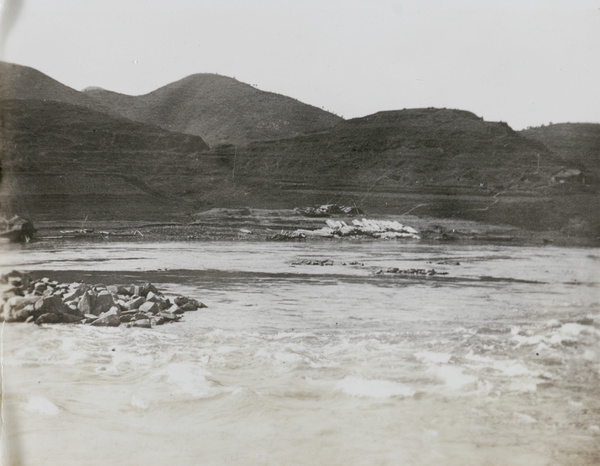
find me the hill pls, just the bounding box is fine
[520,123,600,179]
[0,99,225,220]
[230,108,560,189]
[1,61,343,147]
[1,62,599,238]
[212,109,599,235]
[83,74,343,146]
[0,61,93,107]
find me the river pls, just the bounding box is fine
[1,241,599,465]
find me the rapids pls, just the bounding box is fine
[1,241,599,465]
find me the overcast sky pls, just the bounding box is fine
[1,0,599,129]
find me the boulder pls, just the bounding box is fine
[35,313,62,325]
[158,311,179,322]
[60,313,84,323]
[92,291,115,316]
[174,296,206,309]
[2,287,24,300]
[63,285,87,302]
[124,296,145,310]
[90,309,120,327]
[33,282,47,295]
[141,283,158,297]
[130,319,152,329]
[34,295,68,315]
[78,291,97,315]
[64,304,82,317]
[168,304,184,315]
[13,306,36,322]
[152,316,166,326]
[138,301,159,315]
[0,270,26,284]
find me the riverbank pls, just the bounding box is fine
[23,208,599,247]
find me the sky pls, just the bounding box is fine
[1,0,599,129]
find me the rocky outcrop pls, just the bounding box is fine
[0,270,206,328]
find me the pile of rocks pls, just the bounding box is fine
[375,268,448,276]
[290,259,335,266]
[0,270,206,328]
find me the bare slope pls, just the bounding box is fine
[0,61,93,107]
[520,123,600,179]
[0,99,221,220]
[83,74,343,146]
[231,108,562,190]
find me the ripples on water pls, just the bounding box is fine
[1,241,599,465]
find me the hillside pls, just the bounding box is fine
[0,99,228,220]
[83,74,343,146]
[212,109,599,235]
[1,61,599,238]
[230,108,561,189]
[520,123,600,179]
[0,61,93,107]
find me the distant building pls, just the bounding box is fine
[551,168,584,184]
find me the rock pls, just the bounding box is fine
[180,302,199,312]
[35,313,62,325]
[64,304,82,316]
[92,291,115,316]
[145,291,162,302]
[146,292,170,310]
[60,313,84,323]
[13,305,37,321]
[168,304,184,315]
[63,285,87,302]
[173,296,189,307]
[5,295,41,312]
[1,271,207,328]
[3,287,24,299]
[138,301,159,315]
[124,296,145,310]
[158,312,179,322]
[34,295,68,315]
[131,319,152,328]
[152,316,166,326]
[141,283,158,297]
[90,309,120,327]
[0,270,26,284]
[78,290,97,315]
[33,282,47,295]
[173,296,206,309]
[9,278,23,288]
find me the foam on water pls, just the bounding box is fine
[24,396,60,416]
[336,376,416,398]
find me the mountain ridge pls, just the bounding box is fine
[1,61,599,237]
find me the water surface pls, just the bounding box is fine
[1,241,599,465]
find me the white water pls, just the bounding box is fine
[1,241,599,465]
